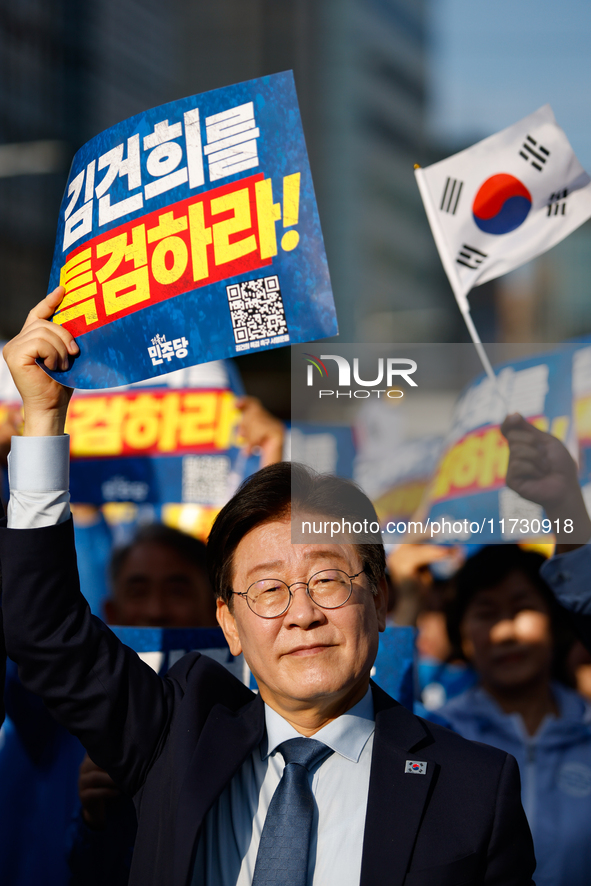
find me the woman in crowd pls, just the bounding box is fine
[441,544,591,886]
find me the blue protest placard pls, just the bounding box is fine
[373,626,415,710]
[111,627,245,683]
[572,341,591,491]
[290,422,356,478]
[425,347,575,543]
[371,437,443,528]
[46,71,337,389]
[67,361,260,506]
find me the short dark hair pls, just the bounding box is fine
[110,523,209,587]
[207,462,386,605]
[446,544,575,683]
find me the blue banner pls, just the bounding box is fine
[290,422,356,478]
[46,71,337,389]
[67,360,262,506]
[425,347,574,543]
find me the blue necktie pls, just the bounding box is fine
[251,737,334,886]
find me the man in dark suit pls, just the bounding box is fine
[0,289,536,886]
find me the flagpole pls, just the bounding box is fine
[457,299,511,412]
[458,303,496,383]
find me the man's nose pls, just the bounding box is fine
[285,583,326,625]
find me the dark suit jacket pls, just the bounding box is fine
[0,519,536,886]
[0,606,5,726]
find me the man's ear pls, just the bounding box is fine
[375,576,389,632]
[216,599,243,656]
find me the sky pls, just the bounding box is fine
[427,0,591,170]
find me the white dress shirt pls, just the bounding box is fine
[193,692,375,886]
[7,434,376,886]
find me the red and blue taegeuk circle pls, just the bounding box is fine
[472,174,532,235]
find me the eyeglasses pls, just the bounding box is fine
[232,569,365,619]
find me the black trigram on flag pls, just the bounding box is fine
[456,244,487,270]
[440,177,463,214]
[547,189,568,216]
[519,134,550,171]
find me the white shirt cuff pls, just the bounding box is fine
[7,435,71,528]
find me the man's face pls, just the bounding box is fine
[216,517,388,723]
[460,570,554,692]
[105,541,217,628]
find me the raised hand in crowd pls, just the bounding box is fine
[501,412,591,551]
[386,543,460,626]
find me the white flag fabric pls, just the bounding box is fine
[415,105,591,312]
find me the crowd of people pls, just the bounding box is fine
[2,290,591,885]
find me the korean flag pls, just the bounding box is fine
[415,105,591,312]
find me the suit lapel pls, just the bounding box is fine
[360,684,435,886]
[173,692,265,886]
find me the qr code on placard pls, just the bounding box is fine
[226,275,289,345]
[182,455,230,504]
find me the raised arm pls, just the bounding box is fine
[502,412,591,649]
[0,290,174,795]
[501,412,591,552]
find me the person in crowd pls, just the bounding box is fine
[440,544,589,886]
[387,544,476,712]
[235,394,286,468]
[501,413,591,649]
[68,524,217,886]
[0,288,536,886]
[104,523,217,629]
[0,521,218,886]
[567,638,591,701]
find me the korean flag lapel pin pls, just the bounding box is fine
[405,760,427,775]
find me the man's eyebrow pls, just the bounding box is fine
[245,550,351,580]
[301,549,350,563]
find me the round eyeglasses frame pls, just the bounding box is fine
[232,569,366,619]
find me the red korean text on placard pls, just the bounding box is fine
[66,388,239,458]
[430,414,569,502]
[54,171,287,337]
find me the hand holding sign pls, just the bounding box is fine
[3,288,79,436]
[501,412,591,549]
